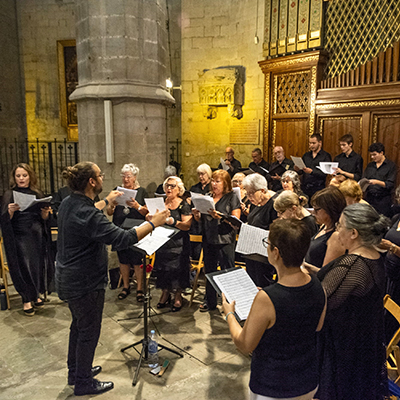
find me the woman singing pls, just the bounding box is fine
[192,170,241,312]
[0,163,53,316]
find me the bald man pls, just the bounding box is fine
[218,146,242,178]
[268,146,294,191]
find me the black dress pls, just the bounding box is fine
[111,187,147,265]
[317,254,388,400]
[245,195,278,287]
[0,187,54,303]
[154,200,191,291]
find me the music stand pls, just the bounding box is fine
[119,221,184,386]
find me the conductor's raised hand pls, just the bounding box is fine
[106,190,123,206]
[222,293,235,315]
[151,208,170,227]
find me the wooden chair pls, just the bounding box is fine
[0,237,12,309]
[189,235,204,307]
[116,253,156,289]
[384,294,400,384]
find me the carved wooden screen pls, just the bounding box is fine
[259,51,328,162]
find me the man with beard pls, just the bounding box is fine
[55,162,169,396]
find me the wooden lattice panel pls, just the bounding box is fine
[325,0,400,78]
[274,71,311,114]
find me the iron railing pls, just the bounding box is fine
[0,138,79,196]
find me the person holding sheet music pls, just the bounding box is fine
[150,176,192,312]
[248,147,269,179]
[232,172,250,223]
[222,219,326,400]
[189,163,212,260]
[280,170,309,207]
[0,163,54,316]
[192,170,241,312]
[268,146,294,192]
[106,164,148,302]
[242,174,278,287]
[273,191,318,236]
[297,133,331,199]
[333,134,363,182]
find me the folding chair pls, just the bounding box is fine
[189,235,204,307]
[384,294,400,385]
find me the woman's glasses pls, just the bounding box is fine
[166,184,177,189]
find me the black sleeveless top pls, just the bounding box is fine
[249,275,325,398]
[305,227,334,269]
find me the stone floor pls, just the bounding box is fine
[0,281,251,400]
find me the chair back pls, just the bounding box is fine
[384,294,400,385]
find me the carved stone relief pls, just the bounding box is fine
[198,67,244,119]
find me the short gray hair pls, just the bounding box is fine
[196,163,212,179]
[121,163,139,176]
[342,203,390,246]
[281,170,301,194]
[164,165,177,178]
[243,173,268,192]
[163,176,185,196]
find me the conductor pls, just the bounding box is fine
[55,162,169,396]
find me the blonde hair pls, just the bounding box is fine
[274,190,307,217]
[196,163,212,180]
[163,176,185,196]
[339,179,363,202]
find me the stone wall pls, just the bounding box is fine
[16,0,76,142]
[181,0,266,188]
[0,0,26,141]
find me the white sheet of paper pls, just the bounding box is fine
[213,268,259,320]
[220,157,229,171]
[316,162,339,174]
[154,192,166,197]
[133,225,175,255]
[13,191,52,212]
[258,166,269,174]
[145,198,166,215]
[233,187,241,202]
[190,192,215,214]
[115,186,137,206]
[291,156,306,170]
[236,223,269,257]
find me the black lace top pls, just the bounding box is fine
[317,254,388,400]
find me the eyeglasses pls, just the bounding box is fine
[120,174,134,179]
[165,184,177,189]
[262,237,271,249]
[96,172,105,179]
[232,180,243,185]
[247,189,261,197]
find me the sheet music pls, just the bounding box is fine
[213,268,259,320]
[220,157,229,171]
[115,186,137,206]
[13,191,52,211]
[358,178,370,192]
[190,192,215,214]
[145,197,166,215]
[316,162,339,174]
[154,192,166,197]
[133,225,175,255]
[236,223,269,257]
[233,187,241,202]
[258,166,269,174]
[291,156,306,170]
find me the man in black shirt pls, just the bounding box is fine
[56,162,168,396]
[363,142,397,216]
[298,134,331,199]
[248,147,270,179]
[333,134,363,182]
[268,146,294,191]
[218,146,242,178]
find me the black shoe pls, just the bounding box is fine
[199,303,216,312]
[68,366,102,386]
[74,379,114,396]
[34,299,45,309]
[157,295,171,309]
[23,307,35,316]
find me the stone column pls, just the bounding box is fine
[70,0,174,193]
